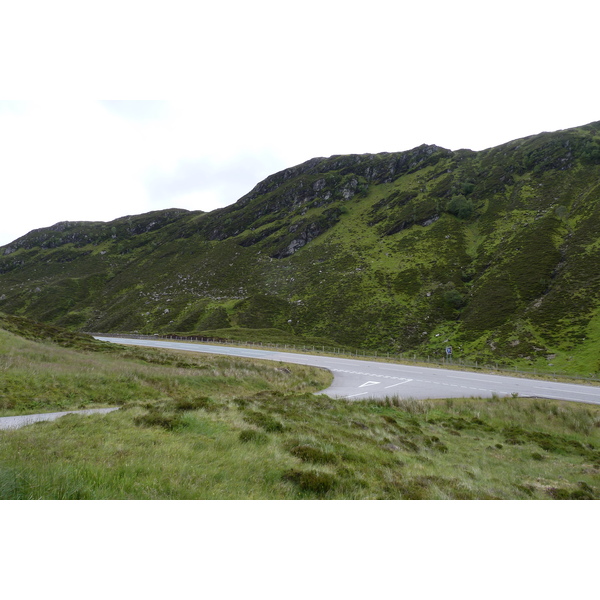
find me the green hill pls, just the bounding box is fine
[2,121,600,373]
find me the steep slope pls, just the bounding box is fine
[2,122,600,372]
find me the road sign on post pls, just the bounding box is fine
[446,346,452,356]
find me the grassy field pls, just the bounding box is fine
[1,324,599,499]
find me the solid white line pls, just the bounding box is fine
[384,380,412,389]
[346,392,369,398]
[535,386,600,397]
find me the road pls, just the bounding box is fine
[0,408,119,431]
[96,337,600,405]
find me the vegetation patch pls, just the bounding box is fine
[282,469,338,496]
[289,444,338,464]
[134,410,183,431]
[173,396,218,412]
[243,410,285,433]
[239,429,269,444]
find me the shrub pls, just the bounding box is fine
[446,194,474,219]
[443,289,466,309]
[460,182,475,195]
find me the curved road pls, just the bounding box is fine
[96,337,600,405]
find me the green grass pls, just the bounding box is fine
[175,327,340,348]
[0,327,330,417]
[1,322,599,499]
[2,391,599,500]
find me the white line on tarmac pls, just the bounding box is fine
[359,381,381,388]
[384,380,412,389]
[535,386,600,397]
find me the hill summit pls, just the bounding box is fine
[2,121,600,373]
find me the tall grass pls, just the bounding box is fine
[1,328,599,499]
[0,329,330,416]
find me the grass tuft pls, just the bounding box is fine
[239,429,269,444]
[173,396,218,412]
[243,410,285,433]
[134,410,183,431]
[289,444,338,464]
[282,469,338,496]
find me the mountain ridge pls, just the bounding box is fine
[2,121,600,374]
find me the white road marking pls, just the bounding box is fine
[359,381,381,388]
[536,386,600,397]
[384,379,412,389]
[346,392,369,398]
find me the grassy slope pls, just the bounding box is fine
[1,316,599,500]
[1,123,600,375]
[0,315,329,417]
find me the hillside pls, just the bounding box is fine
[2,121,600,373]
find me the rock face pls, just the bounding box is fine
[275,221,326,258]
[1,121,600,367]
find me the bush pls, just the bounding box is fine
[461,182,475,195]
[443,289,466,309]
[446,194,474,219]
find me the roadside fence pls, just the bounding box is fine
[86,332,600,384]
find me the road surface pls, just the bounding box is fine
[96,337,600,405]
[0,408,120,431]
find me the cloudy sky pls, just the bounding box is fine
[0,0,597,247]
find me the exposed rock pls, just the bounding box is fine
[383,443,402,452]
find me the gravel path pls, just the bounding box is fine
[0,408,120,431]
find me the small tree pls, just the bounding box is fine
[446,194,474,220]
[461,181,475,195]
[443,289,466,309]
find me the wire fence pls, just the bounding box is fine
[88,332,600,384]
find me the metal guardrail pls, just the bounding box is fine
[87,332,600,384]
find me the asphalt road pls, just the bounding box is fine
[0,408,119,431]
[96,337,600,405]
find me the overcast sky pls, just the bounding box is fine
[0,0,597,247]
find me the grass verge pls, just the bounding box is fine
[1,324,599,499]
